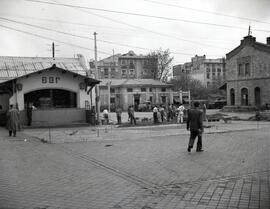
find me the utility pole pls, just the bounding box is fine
[107,81,112,112]
[94,32,100,124]
[52,42,55,58]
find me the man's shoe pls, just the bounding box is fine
[196,149,204,152]
[187,146,191,152]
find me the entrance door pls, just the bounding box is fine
[134,94,140,111]
[254,87,261,106]
[241,88,248,106]
[230,89,235,105]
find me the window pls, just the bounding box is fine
[206,68,210,73]
[111,68,115,78]
[207,73,210,79]
[130,69,135,76]
[127,88,133,92]
[121,60,126,65]
[104,68,109,78]
[212,68,216,73]
[212,72,216,77]
[122,69,127,77]
[217,68,221,73]
[161,88,166,92]
[245,63,250,76]
[110,88,115,93]
[141,88,146,92]
[149,96,153,103]
[238,64,244,76]
[110,97,115,103]
[149,88,152,92]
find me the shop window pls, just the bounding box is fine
[110,88,115,93]
[127,88,133,92]
[24,89,77,108]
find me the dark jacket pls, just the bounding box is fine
[186,108,203,131]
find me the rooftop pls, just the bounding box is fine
[0,55,89,83]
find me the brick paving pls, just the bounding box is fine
[0,120,269,209]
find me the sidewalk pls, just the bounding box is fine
[0,120,269,209]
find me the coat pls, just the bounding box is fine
[186,108,203,131]
[6,108,20,131]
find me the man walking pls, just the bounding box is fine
[186,102,204,152]
[115,106,122,124]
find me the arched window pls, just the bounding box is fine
[230,88,235,105]
[241,88,248,106]
[254,87,261,106]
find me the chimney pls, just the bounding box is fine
[241,35,256,46]
[267,37,270,45]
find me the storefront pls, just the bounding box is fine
[0,57,99,126]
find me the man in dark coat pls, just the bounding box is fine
[186,102,204,152]
[6,104,20,137]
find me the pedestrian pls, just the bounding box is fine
[167,104,173,122]
[6,104,20,137]
[26,102,33,126]
[115,106,122,124]
[202,103,207,121]
[159,105,165,122]
[177,103,185,124]
[153,106,158,124]
[127,106,131,122]
[102,108,109,125]
[129,105,136,125]
[186,101,204,152]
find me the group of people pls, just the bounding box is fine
[152,104,186,124]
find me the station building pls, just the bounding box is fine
[0,55,99,126]
[225,35,270,109]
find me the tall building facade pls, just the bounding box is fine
[173,55,226,87]
[225,35,270,108]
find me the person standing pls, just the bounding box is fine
[177,104,185,124]
[153,106,158,124]
[102,109,109,125]
[159,105,165,122]
[26,102,33,126]
[202,103,207,121]
[6,104,20,137]
[186,102,204,152]
[115,107,122,124]
[129,105,136,125]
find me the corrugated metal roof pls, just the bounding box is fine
[100,79,172,87]
[0,56,88,82]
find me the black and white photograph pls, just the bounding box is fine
[0,0,270,208]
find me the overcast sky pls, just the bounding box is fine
[0,0,270,65]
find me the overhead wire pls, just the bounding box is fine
[23,0,270,33]
[143,0,270,26]
[0,16,202,56]
[0,22,112,55]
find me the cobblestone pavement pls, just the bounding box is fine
[0,121,269,209]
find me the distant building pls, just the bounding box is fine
[90,51,186,111]
[99,79,176,111]
[92,50,158,80]
[173,55,226,87]
[225,35,270,107]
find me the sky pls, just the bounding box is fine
[0,0,270,65]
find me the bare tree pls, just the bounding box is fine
[147,49,174,82]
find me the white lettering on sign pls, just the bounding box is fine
[42,77,60,84]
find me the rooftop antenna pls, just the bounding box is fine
[248,25,252,36]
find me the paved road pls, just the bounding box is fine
[0,121,269,209]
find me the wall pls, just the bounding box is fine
[0,94,9,111]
